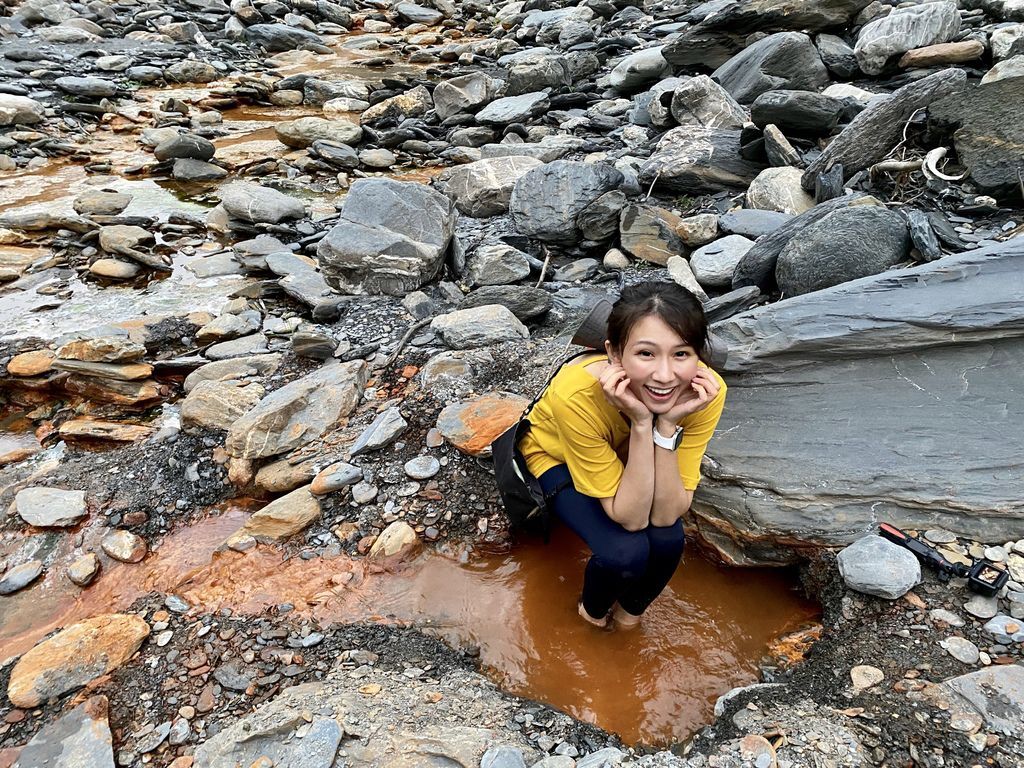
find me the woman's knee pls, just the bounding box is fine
[647,520,686,558]
[593,532,650,576]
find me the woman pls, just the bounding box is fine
[518,281,726,628]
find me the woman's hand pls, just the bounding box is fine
[599,362,652,425]
[659,368,720,427]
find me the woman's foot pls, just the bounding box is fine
[612,604,643,629]
[578,600,610,628]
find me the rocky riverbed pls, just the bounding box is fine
[1,0,1023,765]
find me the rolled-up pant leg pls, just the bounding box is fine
[539,465,651,619]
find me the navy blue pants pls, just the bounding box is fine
[539,464,686,620]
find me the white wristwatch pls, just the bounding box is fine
[653,425,684,451]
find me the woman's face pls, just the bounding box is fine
[606,313,699,415]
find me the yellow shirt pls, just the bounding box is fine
[519,353,727,498]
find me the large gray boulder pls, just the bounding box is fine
[509,160,623,243]
[316,179,456,295]
[225,361,367,459]
[837,535,921,599]
[609,46,672,91]
[0,94,45,126]
[930,75,1024,199]
[854,1,960,76]
[670,75,747,129]
[432,73,502,120]
[220,182,305,224]
[639,126,766,194]
[712,32,829,104]
[691,239,1024,565]
[505,51,572,96]
[439,157,544,217]
[244,23,324,52]
[775,205,909,296]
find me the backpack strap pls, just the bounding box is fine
[519,348,599,417]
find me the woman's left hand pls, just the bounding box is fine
[660,368,720,427]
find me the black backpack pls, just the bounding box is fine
[490,350,592,537]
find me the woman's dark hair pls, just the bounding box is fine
[606,281,710,364]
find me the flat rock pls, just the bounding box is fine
[101,530,147,563]
[0,560,43,595]
[181,380,265,432]
[939,665,1024,740]
[350,407,408,456]
[15,487,87,527]
[8,614,149,707]
[619,204,687,266]
[468,244,531,287]
[964,594,1000,620]
[404,456,440,480]
[226,361,367,459]
[746,167,815,216]
[431,305,529,349]
[837,535,921,599]
[57,337,145,363]
[12,695,114,768]
[7,349,55,376]
[436,394,529,457]
[183,354,282,394]
[276,117,362,149]
[719,209,792,239]
[476,92,550,125]
[695,239,1024,564]
[458,286,553,321]
[234,486,320,541]
[220,182,305,224]
[940,636,980,664]
[0,94,45,125]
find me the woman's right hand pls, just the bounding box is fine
[599,362,652,425]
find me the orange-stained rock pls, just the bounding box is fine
[58,419,155,443]
[228,485,320,543]
[63,376,164,406]
[368,520,419,560]
[435,393,529,456]
[7,614,150,707]
[6,350,55,377]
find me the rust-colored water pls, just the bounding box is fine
[0,508,817,745]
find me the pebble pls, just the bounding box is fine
[940,636,980,664]
[984,546,1008,562]
[351,482,378,504]
[404,455,440,480]
[964,594,999,620]
[850,664,884,690]
[924,529,958,544]
[929,608,965,627]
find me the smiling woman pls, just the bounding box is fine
[516,282,726,629]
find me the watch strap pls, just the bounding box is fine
[653,425,684,450]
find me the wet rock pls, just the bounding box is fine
[311,140,359,168]
[8,614,149,707]
[98,225,169,270]
[690,235,755,290]
[0,94,45,125]
[669,75,747,129]
[220,182,306,225]
[775,204,908,297]
[276,117,362,148]
[431,305,529,349]
[405,456,440,480]
[609,46,671,91]
[89,258,140,281]
[350,407,408,456]
[57,337,145,363]
[713,32,829,105]
[360,85,432,125]
[746,167,816,216]
[73,190,132,216]
[101,530,147,563]
[939,665,1024,740]
[436,394,529,456]
[51,359,153,381]
[433,73,503,121]
[234,486,321,541]
[15,487,87,527]
[0,560,43,595]
[369,520,419,559]
[310,461,362,495]
[6,349,54,377]
[468,244,531,287]
[67,553,100,587]
[181,380,266,432]
[184,354,282,393]
[837,535,921,599]
[509,160,623,243]
[244,23,325,52]
[619,204,687,266]
[458,286,553,321]
[854,1,960,76]
[173,159,227,182]
[226,361,367,459]
[802,68,966,190]
[476,92,551,125]
[13,696,114,768]
[439,157,544,218]
[54,75,117,98]
[640,126,766,194]
[154,133,216,162]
